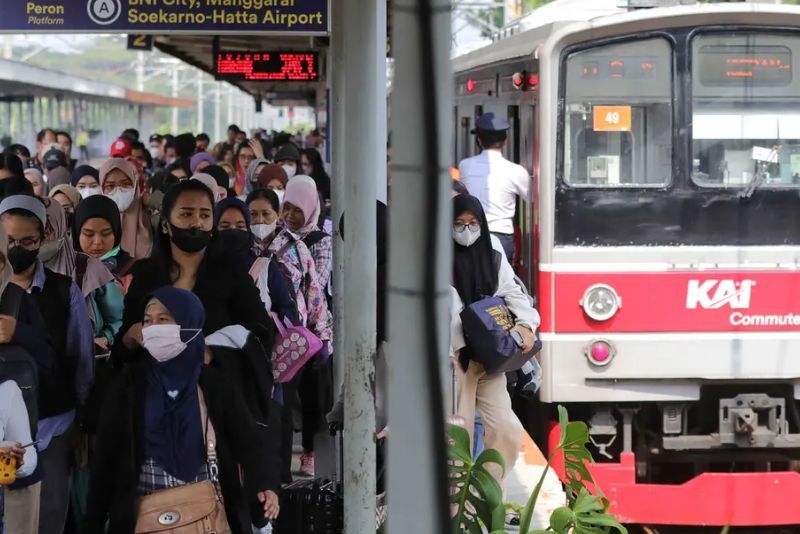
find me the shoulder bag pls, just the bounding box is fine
[134,389,231,534]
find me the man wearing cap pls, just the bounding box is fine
[0,195,93,534]
[110,138,132,159]
[458,112,530,263]
[275,143,301,180]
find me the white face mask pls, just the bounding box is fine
[251,222,276,241]
[281,164,297,179]
[106,187,136,212]
[149,146,161,160]
[142,324,201,363]
[79,186,101,200]
[272,189,285,205]
[165,157,177,166]
[453,226,481,247]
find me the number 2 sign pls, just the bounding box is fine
[593,105,631,132]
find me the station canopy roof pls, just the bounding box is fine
[153,34,328,107]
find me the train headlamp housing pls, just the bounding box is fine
[580,284,621,322]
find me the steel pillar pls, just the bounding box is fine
[386,0,454,533]
[340,0,385,532]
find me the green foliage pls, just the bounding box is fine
[448,424,508,534]
[449,406,627,534]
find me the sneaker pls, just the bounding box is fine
[299,452,315,477]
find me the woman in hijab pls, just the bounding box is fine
[23,168,47,197]
[449,194,538,487]
[41,198,76,277]
[246,188,281,251]
[244,157,270,197]
[98,158,153,260]
[233,143,256,196]
[45,166,71,189]
[280,175,332,291]
[215,197,297,324]
[71,165,101,199]
[254,164,288,205]
[49,185,81,224]
[191,173,222,204]
[73,194,136,293]
[86,287,279,534]
[190,152,216,174]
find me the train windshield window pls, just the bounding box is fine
[563,38,672,187]
[692,33,800,188]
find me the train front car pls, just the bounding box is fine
[538,4,800,528]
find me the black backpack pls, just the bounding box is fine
[0,284,38,437]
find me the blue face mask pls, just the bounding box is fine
[100,246,120,261]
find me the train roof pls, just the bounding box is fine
[452,1,800,75]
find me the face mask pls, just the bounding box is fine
[142,324,202,363]
[106,187,136,212]
[219,229,251,251]
[79,186,101,200]
[149,146,161,160]
[281,164,297,179]
[7,246,39,274]
[38,238,63,263]
[100,245,120,262]
[453,226,481,247]
[169,224,212,253]
[166,157,177,166]
[272,189,285,205]
[251,222,276,241]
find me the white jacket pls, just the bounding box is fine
[0,380,37,478]
[450,240,540,354]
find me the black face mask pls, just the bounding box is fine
[169,224,212,254]
[8,246,39,274]
[218,229,251,252]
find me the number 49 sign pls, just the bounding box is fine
[593,105,632,132]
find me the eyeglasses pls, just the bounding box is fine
[8,237,40,249]
[453,223,480,233]
[102,184,134,195]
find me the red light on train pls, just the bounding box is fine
[466,78,476,92]
[512,72,524,89]
[527,74,539,87]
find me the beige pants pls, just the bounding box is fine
[455,360,525,485]
[4,481,41,534]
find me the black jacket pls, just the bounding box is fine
[86,362,278,534]
[114,250,274,365]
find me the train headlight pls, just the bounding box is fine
[585,339,615,366]
[580,284,621,322]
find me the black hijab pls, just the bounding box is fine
[452,194,498,306]
[72,194,122,250]
[71,164,99,187]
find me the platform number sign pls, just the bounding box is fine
[593,105,632,132]
[127,34,153,52]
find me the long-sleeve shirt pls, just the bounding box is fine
[449,247,540,356]
[458,149,530,235]
[27,261,94,450]
[0,380,37,478]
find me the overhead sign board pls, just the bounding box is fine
[214,50,319,82]
[7,0,328,34]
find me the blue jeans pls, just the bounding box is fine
[473,412,485,459]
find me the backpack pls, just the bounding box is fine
[302,231,333,310]
[0,284,38,437]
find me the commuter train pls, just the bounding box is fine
[453,2,800,528]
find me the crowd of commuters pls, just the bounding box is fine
[0,111,539,533]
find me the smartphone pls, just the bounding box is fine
[18,441,38,449]
[510,329,524,349]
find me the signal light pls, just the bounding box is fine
[466,79,476,92]
[586,339,615,367]
[528,74,539,87]
[512,72,524,89]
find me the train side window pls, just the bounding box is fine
[507,105,520,163]
[460,117,472,160]
[562,37,672,187]
[474,105,483,155]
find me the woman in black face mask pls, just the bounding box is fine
[215,197,298,324]
[114,180,273,367]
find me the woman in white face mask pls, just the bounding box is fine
[449,194,540,492]
[71,165,102,199]
[98,158,153,259]
[86,286,281,532]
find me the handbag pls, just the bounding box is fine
[460,295,540,375]
[270,312,323,383]
[134,390,231,534]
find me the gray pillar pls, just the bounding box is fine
[386,0,453,532]
[3,102,11,144]
[51,98,60,129]
[341,0,385,532]
[214,88,221,144]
